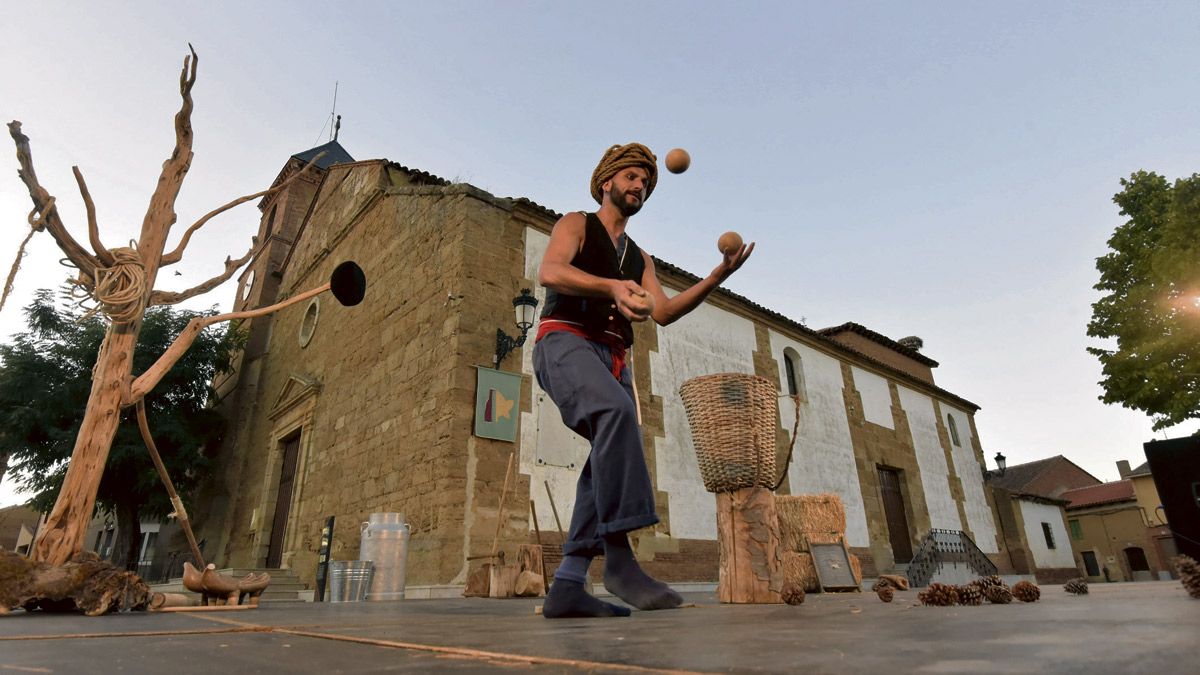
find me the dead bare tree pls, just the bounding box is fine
[6,45,364,568]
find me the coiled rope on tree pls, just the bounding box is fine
[67,243,147,325]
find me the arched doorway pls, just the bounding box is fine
[1124,546,1152,581]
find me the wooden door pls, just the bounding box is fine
[266,435,301,568]
[878,467,913,563]
[1124,547,1149,572]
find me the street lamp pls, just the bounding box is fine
[494,288,538,367]
[982,451,1007,480]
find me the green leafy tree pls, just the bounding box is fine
[0,289,241,568]
[1088,171,1200,430]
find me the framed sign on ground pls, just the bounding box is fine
[808,536,860,592]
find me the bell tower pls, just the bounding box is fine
[212,137,354,399]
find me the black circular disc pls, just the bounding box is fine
[330,261,366,307]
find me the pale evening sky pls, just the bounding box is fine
[1,1,1198,507]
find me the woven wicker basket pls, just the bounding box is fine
[679,373,777,493]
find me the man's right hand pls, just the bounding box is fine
[611,279,653,322]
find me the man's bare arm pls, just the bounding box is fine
[641,242,755,326]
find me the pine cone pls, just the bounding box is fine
[782,581,806,605]
[1063,578,1089,595]
[1012,580,1041,602]
[1176,555,1200,599]
[871,578,889,593]
[975,574,1003,589]
[984,584,1013,604]
[956,583,984,606]
[877,585,895,603]
[918,582,959,607]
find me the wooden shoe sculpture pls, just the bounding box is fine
[182,562,271,606]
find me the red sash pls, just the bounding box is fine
[536,318,626,381]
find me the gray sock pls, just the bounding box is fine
[554,554,591,583]
[602,534,683,611]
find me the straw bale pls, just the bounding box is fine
[776,493,847,552]
[780,550,862,593]
[780,551,820,592]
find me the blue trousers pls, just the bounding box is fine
[533,331,659,558]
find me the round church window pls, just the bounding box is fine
[298,298,320,348]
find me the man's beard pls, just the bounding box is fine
[611,186,643,217]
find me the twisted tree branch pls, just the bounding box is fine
[136,44,197,266]
[159,152,325,266]
[127,281,332,404]
[6,122,100,276]
[149,236,264,306]
[72,166,115,266]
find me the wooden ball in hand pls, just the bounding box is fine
[718,231,743,255]
[627,291,655,320]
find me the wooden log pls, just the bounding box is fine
[715,487,783,603]
[514,570,544,597]
[515,543,545,596]
[148,592,197,610]
[463,563,491,597]
[1,550,153,616]
[516,544,543,575]
[488,564,519,598]
[153,604,255,613]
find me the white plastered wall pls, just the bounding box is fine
[897,386,962,531]
[851,366,894,430]
[650,295,758,540]
[520,228,592,532]
[771,333,870,547]
[1018,500,1076,568]
[942,405,998,552]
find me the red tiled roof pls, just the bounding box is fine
[989,455,1101,496]
[1062,480,1136,509]
[818,322,940,367]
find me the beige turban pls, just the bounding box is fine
[590,143,658,205]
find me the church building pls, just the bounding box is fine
[192,141,1014,591]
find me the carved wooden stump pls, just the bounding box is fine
[715,487,783,603]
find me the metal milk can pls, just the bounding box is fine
[359,512,410,601]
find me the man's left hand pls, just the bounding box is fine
[713,242,755,282]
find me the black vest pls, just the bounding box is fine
[541,212,646,346]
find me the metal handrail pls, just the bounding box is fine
[906,529,998,587]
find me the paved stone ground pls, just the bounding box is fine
[1,581,1195,673]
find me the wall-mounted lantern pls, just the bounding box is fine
[494,288,538,367]
[983,451,1007,480]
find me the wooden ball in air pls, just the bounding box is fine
[665,148,690,174]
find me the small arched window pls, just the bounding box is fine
[947,414,961,447]
[783,348,805,399]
